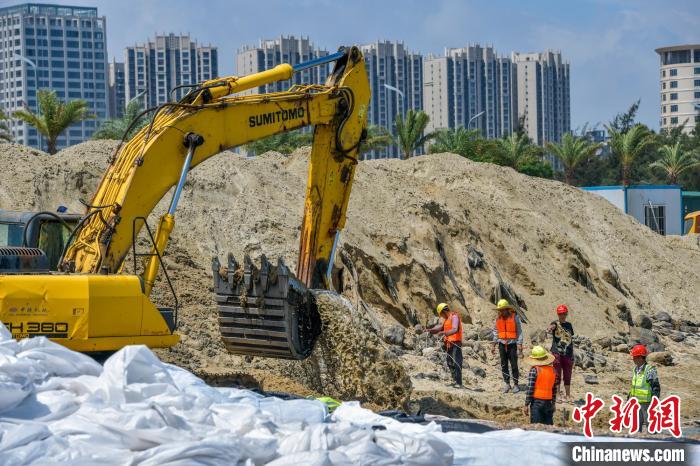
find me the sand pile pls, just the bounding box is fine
[294,291,412,408]
[1,140,699,422]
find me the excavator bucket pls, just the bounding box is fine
[212,254,322,360]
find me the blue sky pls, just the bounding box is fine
[21,0,700,130]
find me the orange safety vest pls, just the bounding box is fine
[533,365,556,400]
[496,313,518,340]
[442,311,463,345]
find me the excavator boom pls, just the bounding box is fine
[0,47,370,358]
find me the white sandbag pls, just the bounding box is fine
[258,398,327,425]
[0,376,32,414]
[16,337,102,378]
[266,450,354,466]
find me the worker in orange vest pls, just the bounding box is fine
[491,299,524,393]
[427,302,464,388]
[523,346,559,425]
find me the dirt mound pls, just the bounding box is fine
[1,141,699,423]
[293,291,412,409]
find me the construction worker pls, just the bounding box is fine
[491,299,523,393]
[523,346,559,425]
[628,344,661,432]
[547,304,574,401]
[427,302,464,387]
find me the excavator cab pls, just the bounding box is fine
[0,210,80,272]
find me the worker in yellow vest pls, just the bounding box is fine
[628,344,661,432]
[427,302,464,388]
[524,346,559,425]
[491,299,524,393]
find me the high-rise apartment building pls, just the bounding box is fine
[0,3,108,149]
[655,44,700,134]
[423,44,515,138]
[512,50,570,146]
[108,59,124,118]
[359,41,422,159]
[125,34,217,108]
[236,36,330,95]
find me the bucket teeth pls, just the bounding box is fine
[213,254,322,360]
[260,254,270,292]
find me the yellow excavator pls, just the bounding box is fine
[0,46,370,359]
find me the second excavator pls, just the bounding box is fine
[0,46,370,360]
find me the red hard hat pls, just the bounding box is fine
[630,344,648,358]
[556,304,569,314]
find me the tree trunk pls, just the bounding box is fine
[622,164,629,186]
[565,169,573,185]
[47,138,57,155]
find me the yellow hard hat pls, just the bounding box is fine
[528,345,555,365]
[435,303,449,314]
[495,299,514,311]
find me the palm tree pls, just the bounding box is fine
[92,98,148,140]
[359,125,394,156]
[545,133,603,185]
[0,109,11,142]
[649,142,700,185]
[395,110,436,159]
[493,133,543,170]
[606,123,656,185]
[13,90,92,154]
[429,127,495,162]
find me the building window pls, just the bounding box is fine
[670,93,678,100]
[670,69,677,76]
[662,82,666,89]
[695,91,700,99]
[670,81,678,88]
[695,67,700,74]
[671,117,678,124]
[644,205,666,235]
[662,94,666,101]
[695,79,700,87]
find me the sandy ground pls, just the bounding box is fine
[1,140,699,434]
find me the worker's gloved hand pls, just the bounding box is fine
[437,331,445,337]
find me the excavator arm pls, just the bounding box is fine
[0,47,369,357]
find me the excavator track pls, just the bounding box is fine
[212,254,322,360]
